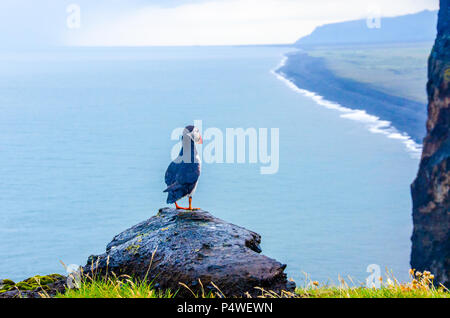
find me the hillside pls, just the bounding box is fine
[304,42,432,104]
[295,10,438,46]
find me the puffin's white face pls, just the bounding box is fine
[184,126,203,144]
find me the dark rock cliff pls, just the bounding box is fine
[411,0,450,287]
[84,208,295,297]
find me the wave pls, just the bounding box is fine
[271,56,422,159]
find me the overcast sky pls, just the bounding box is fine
[0,0,439,47]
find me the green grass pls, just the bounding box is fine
[56,270,449,298]
[305,42,433,104]
[293,276,449,298]
[294,287,449,298]
[56,274,176,298]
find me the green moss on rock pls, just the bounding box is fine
[24,274,64,286]
[15,282,35,291]
[0,273,66,294]
[0,279,15,285]
[0,279,16,293]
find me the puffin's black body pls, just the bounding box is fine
[164,130,201,204]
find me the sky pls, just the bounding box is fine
[0,0,439,47]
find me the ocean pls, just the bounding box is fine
[0,46,420,285]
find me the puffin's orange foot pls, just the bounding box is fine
[174,202,189,210]
[175,198,200,211]
[187,197,200,211]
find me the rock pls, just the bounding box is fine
[411,0,450,288]
[0,274,67,298]
[84,208,295,297]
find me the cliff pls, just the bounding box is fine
[84,208,295,297]
[295,10,438,47]
[411,0,450,287]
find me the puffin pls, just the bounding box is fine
[164,125,202,210]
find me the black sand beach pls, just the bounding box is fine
[277,51,427,143]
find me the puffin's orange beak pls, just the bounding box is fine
[198,135,203,144]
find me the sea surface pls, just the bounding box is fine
[0,46,420,285]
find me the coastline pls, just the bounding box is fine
[273,51,426,157]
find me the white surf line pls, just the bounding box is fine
[271,55,423,159]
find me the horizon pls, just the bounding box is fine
[0,0,439,48]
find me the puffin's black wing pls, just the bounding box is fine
[164,160,200,204]
[176,162,200,185]
[164,161,179,186]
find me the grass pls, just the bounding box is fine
[292,270,449,298]
[57,274,176,298]
[55,269,449,298]
[305,42,433,104]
